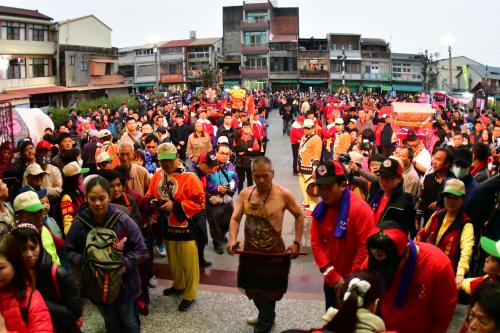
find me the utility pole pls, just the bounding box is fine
[154,45,159,93]
[341,47,346,87]
[448,45,452,94]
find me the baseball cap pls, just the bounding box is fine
[217,136,229,145]
[296,115,305,123]
[480,236,500,258]
[35,140,52,151]
[13,191,45,213]
[313,160,346,185]
[334,118,344,125]
[349,118,357,125]
[96,151,113,164]
[157,143,177,160]
[303,119,315,129]
[442,178,465,197]
[349,151,364,165]
[25,163,46,176]
[62,161,89,177]
[199,151,218,168]
[379,156,403,178]
[98,129,112,139]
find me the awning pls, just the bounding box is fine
[70,84,131,91]
[392,83,423,93]
[90,58,118,64]
[6,86,70,95]
[0,91,29,102]
[134,82,156,88]
[331,81,360,89]
[381,84,393,91]
[362,82,380,88]
[222,80,240,85]
[271,80,297,84]
[300,80,328,85]
[494,95,500,100]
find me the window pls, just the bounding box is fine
[189,62,209,71]
[80,61,88,71]
[136,49,154,56]
[245,55,267,68]
[30,24,48,41]
[69,55,75,65]
[168,63,181,74]
[7,58,25,79]
[246,11,268,23]
[3,22,26,40]
[243,32,267,46]
[270,57,297,72]
[160,47,182,55]
[188,47,209,59]
[31,58,49,77]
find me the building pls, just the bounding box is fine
[391,53,425,93]
[328,33,362,93]
[118,43,162,92]
[360,38,391,92]
[184,36,223,87]
[434,56,481,92]
[58,15,129,103]
[0,6,62,108]
[456,64,500,105]
[297,38,329,91]
[222,1,299,90]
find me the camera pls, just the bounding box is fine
[338,153,351,164]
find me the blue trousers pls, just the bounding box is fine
[96,300,140,333]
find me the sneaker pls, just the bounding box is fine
[178,299,194,311]
[148,276,158,288]
[163,287,184,296]
[158,244,167,257]
[199,260,212,268]
[247,315,258,326]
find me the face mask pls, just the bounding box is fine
[78,159,83,167]
[37,156,51,165]
[452,166,468,179]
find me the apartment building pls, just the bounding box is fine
[391,53,425,93]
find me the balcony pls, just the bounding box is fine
[269,50,297,58]
[222,72,242,80]
[330,72,362,80]
[89,74,125,85]
[241,43,268,54]
[243,1,271,11]
[241,20,269,31]
[299,70,329,79]
[0,76,56,91]
[160,53,183,62]
[268,71,298,80]
[362,73,391,81]
[161,74,184,83]
[298,50,329,59]
[0,40,56,55]
[392,73,423,83]
[240,66,268,78]
[329,49,361,60]
[361,51,391,59]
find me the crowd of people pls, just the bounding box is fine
[0,87,498,333]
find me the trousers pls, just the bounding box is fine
[298,173,318,210]
[166,240,199,300]
[96,300,140,333]
[206,201,234,248]
[253,298,276,333]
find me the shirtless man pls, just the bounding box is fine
[228,156,304,333]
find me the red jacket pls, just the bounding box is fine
[0,287,53,333]
[363,242,457,333]
[290,122,304,144]
[252,122,265,141]
[311,191,374,284]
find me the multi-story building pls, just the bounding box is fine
[297,38,329,91]
[360,38,391,92]
[434,56,481,93]
[58,15,129,103]
[185,36,222,86]
[391,53,425,93]
[328,33,362,93]
[456,64,500,97]
[0,6,61,107]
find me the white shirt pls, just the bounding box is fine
[414,147,431,171]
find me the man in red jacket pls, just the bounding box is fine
[290,116,304,176]
[364,222,457,333]
[310,160,374,310]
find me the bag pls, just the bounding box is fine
[20,290,34,325]
[79,212,124,304]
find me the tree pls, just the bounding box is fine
[418,50,439,92]
[200,65,222,87]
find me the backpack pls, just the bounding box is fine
[78,212,124,304]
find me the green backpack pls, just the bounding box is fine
[78,212,124,304]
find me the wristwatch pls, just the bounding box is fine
[293,241,300,247]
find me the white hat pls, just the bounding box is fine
[349,151,364,165]
[25,163,46,176]
[13,191,44,212]
[303,119,315,129]
[89,130,99,138]
[96,151,113,164]
[62,161,89,177]
[217,136,229,145]
[98,129,112,139]
[442,178,465,197]
[334,118,344,125]
[349,118,357,124]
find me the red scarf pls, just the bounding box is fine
[470,160,488,176]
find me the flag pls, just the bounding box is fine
[462,65,469,90]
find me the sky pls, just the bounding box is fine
[4,0,500,65]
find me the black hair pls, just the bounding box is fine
[10,226,43,268]
[17,138,34,154]
[84,175,111,196]
[99,169,121,185]
[401,145,415,160]
[125,117,136,123]
[56,132,72,144]
[368,153,385,165]
[0,234,32,303]
[325,270,382,333]
[144,133,160,145]
[361,129,375,142]
[251,155,273,170]
[116,165,131,186]
[472,143,491,162]
[453,131,462,137]
[61,148,80,165]
[469,281,500,329]
[62,174,82,196]
[406,133,419,142]
[434,147,454,166]
[216,143,230,152]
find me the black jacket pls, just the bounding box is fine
[170,124,193,158]
[217,125,237,148]
[381,123,393,147]
[369,182,416,236]
[233,133,258,168]
[36,249,82,332]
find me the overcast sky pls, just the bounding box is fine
[5,0,500,65]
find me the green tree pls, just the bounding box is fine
[200,65,222,87]
[418,50,439,92]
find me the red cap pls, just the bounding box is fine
[297,115,305,123]
[36,140,52,151]
[368,227,408,256]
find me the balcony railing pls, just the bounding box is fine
[329,49,361,60]
[269,71,298,80]
[392,74,423,82]
[240,66,268,77]
[299,70,329,79]
[362,73,391,81]
[89,74,125,85]
[269,50,297,58]
[330,72,362,80]
[241,20,269,31]
[241,43,268,54]
[298,50,329,59]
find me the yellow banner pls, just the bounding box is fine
[463,65,469,90]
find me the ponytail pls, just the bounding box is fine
[324,288,359,333]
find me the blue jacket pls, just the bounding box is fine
[206,161,239,196]
[63,204,147,303]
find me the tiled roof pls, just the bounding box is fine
[0,5,52,21]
